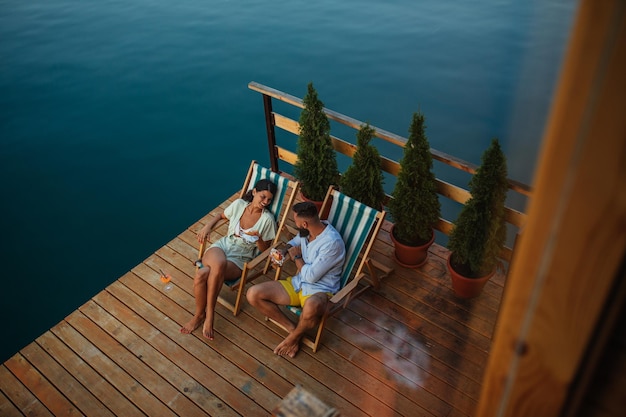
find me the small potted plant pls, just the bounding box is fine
[293,82,339,208]
[447,138,508,298]
[340,123,386,209]
[387,111,441,268]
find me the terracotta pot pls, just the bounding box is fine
[447,254,495,298]
[301,192,330,219]
[390,226,434,268]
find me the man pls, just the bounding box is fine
[246,201,345,358]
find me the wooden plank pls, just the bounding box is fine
[436,179,471,204]
[277,146,297,165]
[35,331,144,417]
[0,389,23,417]
[68,305,206,416]
[80,296,241,417]
[4,354,81,416]
[106,275,273,416]
[353,290,489,372]
[380,256,501,326]
[53,315,177,417]
[331,135,358,157]
[321,309,477,416]
[243,311,446,417]
[339,299,485,388]
[365,282,492,352]
[165,234,202,265]
[274,113,299,134]
[117,268,291,400]
[248,82,304,109]
[20,342,115,417]
[0,364,53,417]
[227,306,407,417]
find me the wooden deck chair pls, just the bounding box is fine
[198,160,299,316]
[272,186,393,352]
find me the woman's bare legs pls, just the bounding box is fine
[180,247,241,340]
[202,248,228,340]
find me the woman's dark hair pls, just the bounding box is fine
[243,179,277,202]
[292,201,318,219]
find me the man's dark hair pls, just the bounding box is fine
[292,201,318,219]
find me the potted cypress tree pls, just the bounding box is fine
[293,82,339,207]
[387,111,441,268]
[340,123,386,209]
[447,138,508,298]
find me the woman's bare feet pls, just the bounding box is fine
[202,312,215,340]
[180,314,205,334]
[274,333,301,358]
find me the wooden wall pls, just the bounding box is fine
[476,1,626,415]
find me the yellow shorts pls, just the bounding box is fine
[279,277,332,307]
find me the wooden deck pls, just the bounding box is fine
[0,192,505,417]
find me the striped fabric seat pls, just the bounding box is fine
[326,190,380,290]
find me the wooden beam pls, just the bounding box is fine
[477,1,626,416]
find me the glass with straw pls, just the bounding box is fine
[159,268,173,291]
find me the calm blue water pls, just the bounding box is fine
[1,0,576,362]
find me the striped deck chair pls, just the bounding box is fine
[198,160,299,316]
[272,186,393,352]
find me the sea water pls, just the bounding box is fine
[0,0,577,362]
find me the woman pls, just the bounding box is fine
[180,179,277,340]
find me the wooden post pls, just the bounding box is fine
[262,93,279,172]
[476,1,626,416]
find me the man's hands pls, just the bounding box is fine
[287,246,303,271]
[287,245,302,259]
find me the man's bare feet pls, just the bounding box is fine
[180,314,205,334]
[274,333,301,358]
[202,315,215,340]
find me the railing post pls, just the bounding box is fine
[262,94,279,172]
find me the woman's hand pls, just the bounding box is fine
[197,224,211,243]
[197,212,226,243]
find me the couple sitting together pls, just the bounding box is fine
[180,179,345,358]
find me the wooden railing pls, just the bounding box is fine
[248,81,531,262]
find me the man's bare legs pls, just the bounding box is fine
[180,247,241,340]
[274,294,327,357]
[247,282,328,358]
[247,280,293,328]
